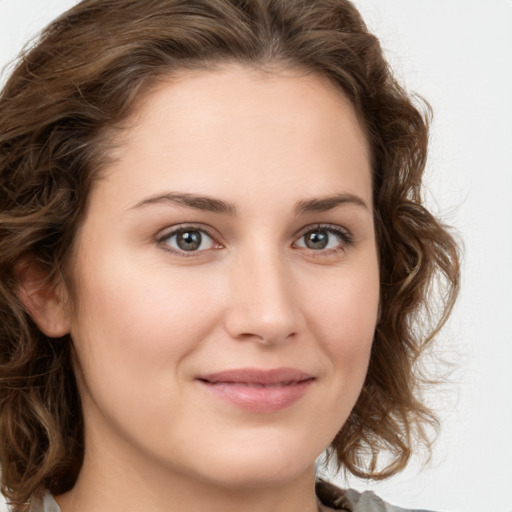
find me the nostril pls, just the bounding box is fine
[225,263,303,344]
[224,314,301,346]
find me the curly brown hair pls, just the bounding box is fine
[0,0,460,509]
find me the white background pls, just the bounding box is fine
[1,1,511,511]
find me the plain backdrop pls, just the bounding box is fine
[1,1,511,512]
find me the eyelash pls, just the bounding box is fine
[156,223,354,257]
[293,224,354,256]
[156,224,220,257]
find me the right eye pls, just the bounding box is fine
[158,226,221,255]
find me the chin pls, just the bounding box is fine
[193,435,319,490]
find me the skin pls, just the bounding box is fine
[44,64,379,512]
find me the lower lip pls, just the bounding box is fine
[199,380,313,413]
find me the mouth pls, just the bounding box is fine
[196,367,315,412]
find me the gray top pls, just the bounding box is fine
[20,480,439,512]
[316,480,438,512]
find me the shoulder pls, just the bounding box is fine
[316,479,441,512]
[0,491,58,512]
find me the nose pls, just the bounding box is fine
[223,248,304,346]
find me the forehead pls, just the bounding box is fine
[95,64,372,211]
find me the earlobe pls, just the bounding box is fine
[16,259,71,338]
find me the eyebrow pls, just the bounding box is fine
[130,191,369,215]
[131,192,237,215]
[294,193,369,214]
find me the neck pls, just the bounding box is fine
[56,440,320,512]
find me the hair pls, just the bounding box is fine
[0,0,460,509]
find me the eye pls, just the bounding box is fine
[158,226,220,254]
[294,225,352,252]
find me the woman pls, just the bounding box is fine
[0,1,460,511]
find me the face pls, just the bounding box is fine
[65,65,379,490]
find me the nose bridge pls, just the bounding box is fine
[225,241,301,344]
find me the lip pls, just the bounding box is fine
[196,367,315,413]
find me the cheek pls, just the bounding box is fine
[310,266,379,334]
[306,267,379,382]
[68,255,224,399]
[68,261,226,445]
[75,255,215,339]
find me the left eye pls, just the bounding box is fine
[161,228,217,253]
[295,227,349,251]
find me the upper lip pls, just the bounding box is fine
[197,367,314,386]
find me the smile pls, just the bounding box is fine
[196,368,315,413]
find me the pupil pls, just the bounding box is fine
[177,230,202,251]
[306,231,328,249]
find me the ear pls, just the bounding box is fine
[16,258,71,338]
